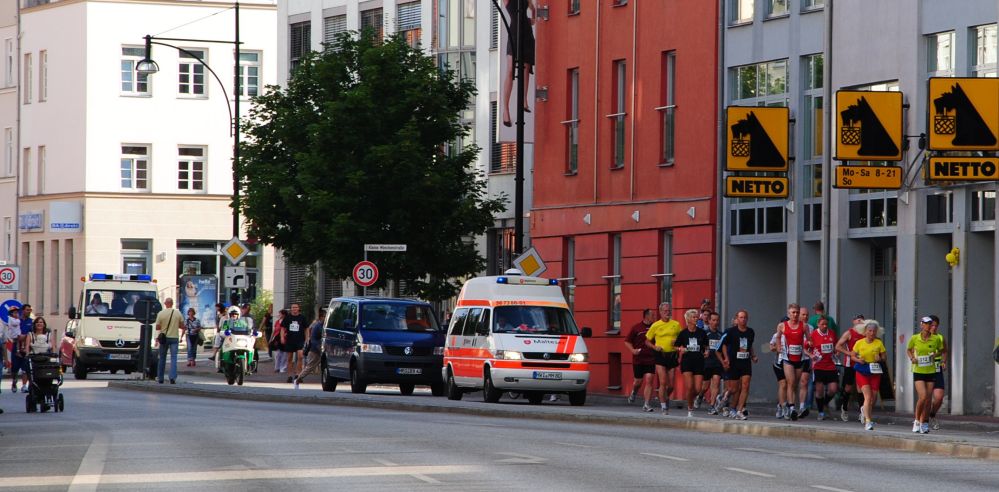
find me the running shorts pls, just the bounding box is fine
[813,369,838,385]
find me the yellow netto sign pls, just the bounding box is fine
[926,157,999,181]
[724,176,789,198]
[833,165,903,189]
[928,77,999,151]
[835,91,903,161]
[726,106,789,172]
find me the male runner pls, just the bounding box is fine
[718,310,757,420]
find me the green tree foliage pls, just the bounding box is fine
[237,31,505,301]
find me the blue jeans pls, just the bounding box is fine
[186,334,199,361]
[157,338,179,382]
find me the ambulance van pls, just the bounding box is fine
[441,273,591,405]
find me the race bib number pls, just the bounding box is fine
[916,355,933,367]
[934,361,941,371]
[820,343,834,354]
[736,351,750,359]
[788,344,803,356]
[739,338,748,350]
[687,341,700,351]
[709,339,721,351]
[869,362,883,374]
[290,321,300,332]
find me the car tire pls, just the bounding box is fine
[57,394,64,412]
[527,392,544,405]
[483,369,502,403]
[350,365,367,394]
[399,383,415,396]
[26,394,35,413]
[430,381,446,397]
[568,390,587,406]
[320,360,337,392]
[446,369,463,401]
[72,357,88,380]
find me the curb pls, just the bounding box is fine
[108,381,999,462]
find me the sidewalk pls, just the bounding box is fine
[120,355,999,461]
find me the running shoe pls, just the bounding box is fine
[931,418,940,430]
[20,386,28,393]
[707,407,718,415]
[694,394,703,409]
[627,392,637,404]
[818,411,826,421]
[912,420,921,433]
[840,408,849,422]
[790,408,799,421]
[799,407,810,419]
[643,404,654,412]
[865,421,875,431]
[715,394,725,409]
[776,405,784,419]
[735,411,748,420]
[661,406,670,415]
[687,410,694,418]
[294,380,300,390]
[722,407,732,418]
[920,423,930,434]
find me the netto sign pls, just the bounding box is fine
[926,157,999,181]
[834,165,903,190]
[724,176,788,198]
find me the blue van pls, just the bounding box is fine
[319,297,445,396]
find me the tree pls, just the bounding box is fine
[237,31,505,301]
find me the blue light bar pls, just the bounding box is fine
[549,279,559,286]
[496,277,508,284]
[89,273,110,280]
[136,274,152,281]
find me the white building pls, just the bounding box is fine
[17,0,277,328]
[275,0,533,309]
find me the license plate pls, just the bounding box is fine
[397,368,422,375]
[533,371,563,380]
[108,353,131,360]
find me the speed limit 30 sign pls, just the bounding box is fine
[0,266,19,291]
[352,261,378,288]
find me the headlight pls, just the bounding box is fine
[360,343,383,353]
[495,350,522,360]
[82,337,100,347]
[433,347,445,356]
[568,353,588,362]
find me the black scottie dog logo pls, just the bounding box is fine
[934,83,997,147]
[840,96,899,157]
[730,111,785,167]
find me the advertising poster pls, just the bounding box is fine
[497,0,536,144]
[180,275,218,328]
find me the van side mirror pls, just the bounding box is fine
[68,306,78,319]
[581,327,592,338]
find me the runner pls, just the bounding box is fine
[769,327,788,419]
[908,315,943,434]
[928,315,948,430]
[703,312,725,415]
[835,315,867,422]
[850,320,887,431]
[797,306,814,418]
[718,310,757,420]
[693,306,712,408]
[645,302,682,415]
[624,309,656,411]
[809,317,839,420]
[675,309,709,418]
[778,304,809,421]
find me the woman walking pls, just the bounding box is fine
[850,320,886,431]
[907,316,942,434]
[270,309,288,373]
[182,308,203,367]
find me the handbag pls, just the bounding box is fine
[197,330,206,344]
[157,310,176,344]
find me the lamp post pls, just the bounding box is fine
[491,0,526,255]
[136,2,243,239]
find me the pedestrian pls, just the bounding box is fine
[675,309,709,418]
[181,308,202,367]
[3,305,21,392]
[835,315,867,422]
[294,308,327,389]
[624,308,656,408]
[777,303,809,420]
[214,303,226,329]
[808,301,839,337]
[908,316,943,434]
[809,316,839,420]
[645,302,682,415]
[270,309,288,373]
[15,305,34,392]
[262,303,274,359]
[928,315,947,430]
[703,312,725,415]
[26,317,52,354]
[154,298,182,384]
[282,303,308,383]
[850,320,886,431]
[718,309,757,420]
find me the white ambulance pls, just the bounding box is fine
[441,273,591,405]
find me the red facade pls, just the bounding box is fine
[531,1,719,394]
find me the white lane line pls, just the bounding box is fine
[725,467,776,478]
[640,453,689,462]
[373,458,398,467]
[811,486,855,492]
[735,447,824,460]
[68,433,110,492]
[494,452,546,464]
[411,474,442,484]
[554,442,593,448]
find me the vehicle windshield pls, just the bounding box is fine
[360,303,440,332]
[84,290,156,318]
[492,305,579,335]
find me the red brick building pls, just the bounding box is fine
[530,1,719,394]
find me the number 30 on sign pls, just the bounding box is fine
[352,261,379,288]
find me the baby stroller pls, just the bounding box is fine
[26,353,64,413]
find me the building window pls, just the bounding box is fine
[569,0,581,15]
[803,54,823,233]
[971,190,996,222]
[565,68,579,173]
[37,146,44,195]
[658,51,676,165]
[659,230,673,304]
[121,46,150,95]
[927,31,954,77]
[289,21,311,74]
[562,237,575,312]
[397,2,422,48]
[178,49,207,97]
[487,227,515,275]
[323,14,347,48]
[612,0,627,6]
[730,0,754,24]
[51,239,59,314]
[121,239,151,275]
[803,0,824,10]
[20,242,28,302]
[490,2,499,49]
[768,0,788,17]
[23,53,32,103]
[121,145,149,190]
[360,8,384,41]
[36,241,44,313]
[925,191,953,225]
[972,24,997,77]
[236,52,260,97]
[178,146,205,191]
[611,59,627,169]
[3,38,12,87]
[22,147,30,195]
[3,127,11,177]
[64,240,73,312]
[489,101,516,173]
[39,50,47,102]
[606,234,622,335]
[3,217,10,261]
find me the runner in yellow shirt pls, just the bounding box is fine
[645,302,683,415]
[907,316,943,434]
[850,321,886,431]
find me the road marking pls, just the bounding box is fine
[735,447,824,460]
[554,442,593,448]
[494,452,546,464]
[68,432,110,492]
[640,453,689,462]
[811,486,855,492]
[373,458,397,466]
[725,467,776,478]
[0,465,481,488]
[411,474,442,484]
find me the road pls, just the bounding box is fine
[1,379,999,491]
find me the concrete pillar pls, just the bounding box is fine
[950,195,968,415]
[894,232,917,413]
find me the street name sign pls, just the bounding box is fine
[835,90,903,161]
[926,157,999,181]
[364,244,408,252]
[725,106,790,172]
[724,176,789,198]
[833,165,903,189]
[928,77,999,151]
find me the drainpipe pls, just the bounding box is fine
[628,0,637,201]
[592,1,601,204]
[820,0,833,314]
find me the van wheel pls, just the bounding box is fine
[72,357,88,380]
[350,366,367,394]
[446,370,463,401]
[320,360,337,392]
[399,383,415,396]
[527,392,544,405]
[483,369,502,403]
[568,390,587,406]
[430,381,446,397]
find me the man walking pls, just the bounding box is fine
[155,298,182,384]
[624,308,656,409]
[294,308,327,389]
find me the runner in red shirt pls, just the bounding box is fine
[624,309,657,411]
[836,315,867,422]
[809,317,839,420]
[778,303,809,421]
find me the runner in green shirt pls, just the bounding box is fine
[907,316,943,434]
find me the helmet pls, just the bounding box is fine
[227,306,240,316]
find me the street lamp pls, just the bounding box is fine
[491,0,526,255]
[137,2,243,239]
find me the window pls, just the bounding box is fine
[36,241,44,313]
[3,128,12,177]
[121,145,149,190]
[439,0,474,50]
[397,2,422,48]
[487,227,515,275]
[236,52,260,97]
[658,51,676,165]
[360,8,384,42]
[489,101,516,173]
[20,242,28,302]
[565,68,580,173]
[21,147,30,195]
[569,0,580,14]
[612,0,627,6]
[730,0,754,24]
[3,218,10,261]
[178,49,207,97]
[23,53,32,103]
[803,0,824,10]
[611,59,627,169]
[490,2,499,49]
[178,146,205,191]
[802,54,824,232]
[768,0,788,17]
[323,14,347,48]
[39,50,47,102]
[606,234,622,335]
[927,31,954,77]
[121,46,149,95]
[37,146,45,194]
[971,190,996,222]
[289,21,311,74]
[562,237,575,312]
[121,239,151,275]
[65,240,73,313]
[925,191,953,224]
[51,239,59,314]
[3,38,12,87]
[659,231,673,304]
[972,24,997,77]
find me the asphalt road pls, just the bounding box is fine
[2,379,999,491]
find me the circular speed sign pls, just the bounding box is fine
[352,261,379,288]
[0,267,16,287]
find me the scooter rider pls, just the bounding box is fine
[211,307,248,362]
